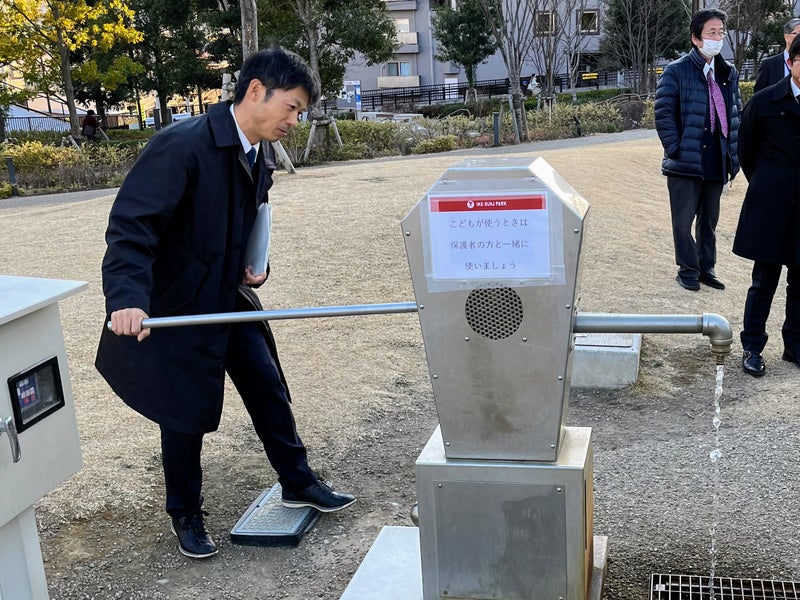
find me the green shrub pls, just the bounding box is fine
[0,182,18,199]
[1,140,139,193]
[558,87,632,105]
[4,130,65,146]
[739,81,755,106]
[524,87,632,110]
[527,102,624,138]
[106,128,154,142]
[416,98,504,119]
[284,118,480,164]
[407,115,489,148]
[616,101,646,129]
[640,99,655,129]
[412,135,457,154]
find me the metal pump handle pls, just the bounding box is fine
[0,416,21,463]
[105,302,419,330]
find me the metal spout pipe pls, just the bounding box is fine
[573,312,733,364]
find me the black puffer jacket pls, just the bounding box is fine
[655,48,741,181]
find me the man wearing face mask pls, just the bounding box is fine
[655,8,741,292]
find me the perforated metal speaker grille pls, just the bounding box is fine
[464,285,524,340]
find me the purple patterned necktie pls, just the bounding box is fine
[707,70,728,138]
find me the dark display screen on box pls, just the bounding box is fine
[8,356,65,432]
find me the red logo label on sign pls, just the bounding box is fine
[430,194,545,212]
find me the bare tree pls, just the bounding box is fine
[241,0,258,59]
[720,0,792,72]
[526,0,592,99]
[600,0,688,94]
[560,0,596,93]
[294,0,323,111]
[528,0,559,100]
[475,0,537,142]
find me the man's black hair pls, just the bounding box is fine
[690,8,727,48]
[233,47,320,105]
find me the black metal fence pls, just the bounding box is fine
[5,115,70,133]
[5,113,132,133]
[321,70,640,113]
[350,78,513,112]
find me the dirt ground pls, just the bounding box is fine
[3,130,800,600]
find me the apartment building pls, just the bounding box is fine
[343,0,800,94]
[342,0,604,91]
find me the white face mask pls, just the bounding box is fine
[699,38,724,59]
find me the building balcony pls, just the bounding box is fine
[396,31,419,53]
[377,75,421,88]
[386,1,417,10]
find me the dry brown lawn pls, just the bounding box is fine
[2,131,799,599]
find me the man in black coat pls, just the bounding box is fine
[96,48,355,559]
[655,8,741,292]
[754,18,800,92]
[735,34,800,377]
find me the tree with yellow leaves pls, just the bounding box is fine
[0,0,142,136]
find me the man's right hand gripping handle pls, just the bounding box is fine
[109,308,151,342]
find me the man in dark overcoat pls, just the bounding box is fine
[655,8,741,292]
[754,18,800,92]
[95,48,355,560]
[735,35,800,377]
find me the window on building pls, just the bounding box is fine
[578,53,600,72]
[386,61,412,77]
[395,18,410,33]
[535,11,554,35]
[577,10,599,34]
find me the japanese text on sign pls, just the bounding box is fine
[428,193,550,280]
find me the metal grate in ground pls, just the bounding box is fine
[651,574,800,599]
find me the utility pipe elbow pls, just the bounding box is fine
[703,313,733,364]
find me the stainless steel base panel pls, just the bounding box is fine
[416,426,594,600]
[339,527,608,600]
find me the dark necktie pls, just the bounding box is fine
[246,147,257,170]
[707,70,728,138]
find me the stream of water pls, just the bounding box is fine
[707,364,724,600]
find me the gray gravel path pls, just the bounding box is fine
[0,187,118,210]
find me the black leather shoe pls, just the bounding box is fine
[699,274,725,290]
[742,351,765,377]
[282,479,356,512]
[782,349,800,367]
[170,512,218,559]
[676,275,700,291]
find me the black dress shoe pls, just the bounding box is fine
[676,275,700,291]
[699,274,725,289]
[170,512,218,559]
[282,479,356,512]
[782,349,800,367]
[742,351,765,377]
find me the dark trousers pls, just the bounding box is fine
[667,176,723,282]
[161,318,316,518]
[741,262,800,354]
